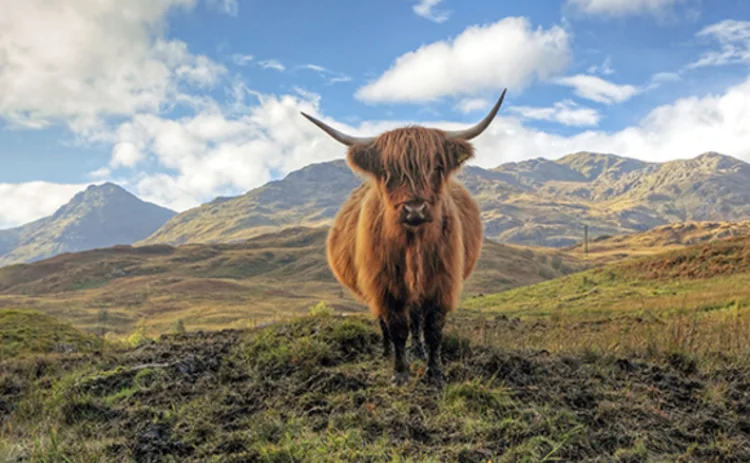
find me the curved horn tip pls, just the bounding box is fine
[299,111,376,146]
[444,88,508,141]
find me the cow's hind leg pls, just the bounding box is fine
[408,304,426,361]
[423,304,447,389]
[379,316,392,358]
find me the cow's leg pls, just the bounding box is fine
[384,303,410,386]
[423,305,447,389]
[378,316,392,358]
[408,304,426,361]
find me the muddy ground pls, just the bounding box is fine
[2,314,750,462]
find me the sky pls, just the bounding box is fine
[2,0,750,229]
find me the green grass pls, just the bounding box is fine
[3,314,750,462]
[459,236,750,367]
[0,309,105,358]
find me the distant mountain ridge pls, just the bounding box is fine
[0,183,176,266]
[4,151,749,266]
[139,151,750,248]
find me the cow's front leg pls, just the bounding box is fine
[423,304,447,389]
[408,304,426,361]
[384,307,410,386]
[379,316,392,358]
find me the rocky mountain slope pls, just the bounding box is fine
[0,183,176,266]
[140,151,750,248]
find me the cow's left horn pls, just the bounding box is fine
[444,88,507,141]
[300,112,375,146]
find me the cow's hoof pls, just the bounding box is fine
[391,371,410,386]
[424,367,445,389]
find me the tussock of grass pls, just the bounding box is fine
[0,309,104,358]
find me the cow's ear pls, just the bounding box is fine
[347,144,383,177]
[445,139,475,171]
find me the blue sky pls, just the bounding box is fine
[2,0,750,228]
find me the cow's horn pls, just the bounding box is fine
[444,89,507,140]
[300,112,375,146]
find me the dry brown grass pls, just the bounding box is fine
[0,226,584,337]
[567,220,750,265]
[451,304,750,370]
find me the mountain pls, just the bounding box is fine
[143,161,361,246]
[0,226,581,334]
[0,183,177,266]
[139,151,750,248]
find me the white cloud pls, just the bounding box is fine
[298,64,352,85]
[587,55,615,75]
[355,17,572,104]
[689,20,750,69]
[650,72,682,84]
[112,143,146,168]
[566,0,685,17]
[89,167,112,179]
[103,89,362,211]
[259,60,285,71]
[455,98,490,114]
[413,0,451,23]
[471,75,750,167]
[553,74,640,104]
[0,0,225,131]
[302,64,326,73]
[509,100,601,127]
[0,182,89,229]
[232,54,254,66]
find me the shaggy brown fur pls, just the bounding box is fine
[326,126,483,386]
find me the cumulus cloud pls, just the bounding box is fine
[413,0,451,23]
[0,0,225,131]
[105,90,364,211]
[553,74,640,104]
[566,0,686,17]
[689,20,750,69]
[0,182,90,229]
[355,17,571,104]
[508,100,601,127]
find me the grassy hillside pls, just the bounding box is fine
[139,151,750,248]
[3,313,750,461]
[0,226,581,336]
[0,309,103,358]
[0,183,176,266]
[462,234,750,365]
[567,220,750,265]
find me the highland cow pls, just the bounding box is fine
[301,90,506,387]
